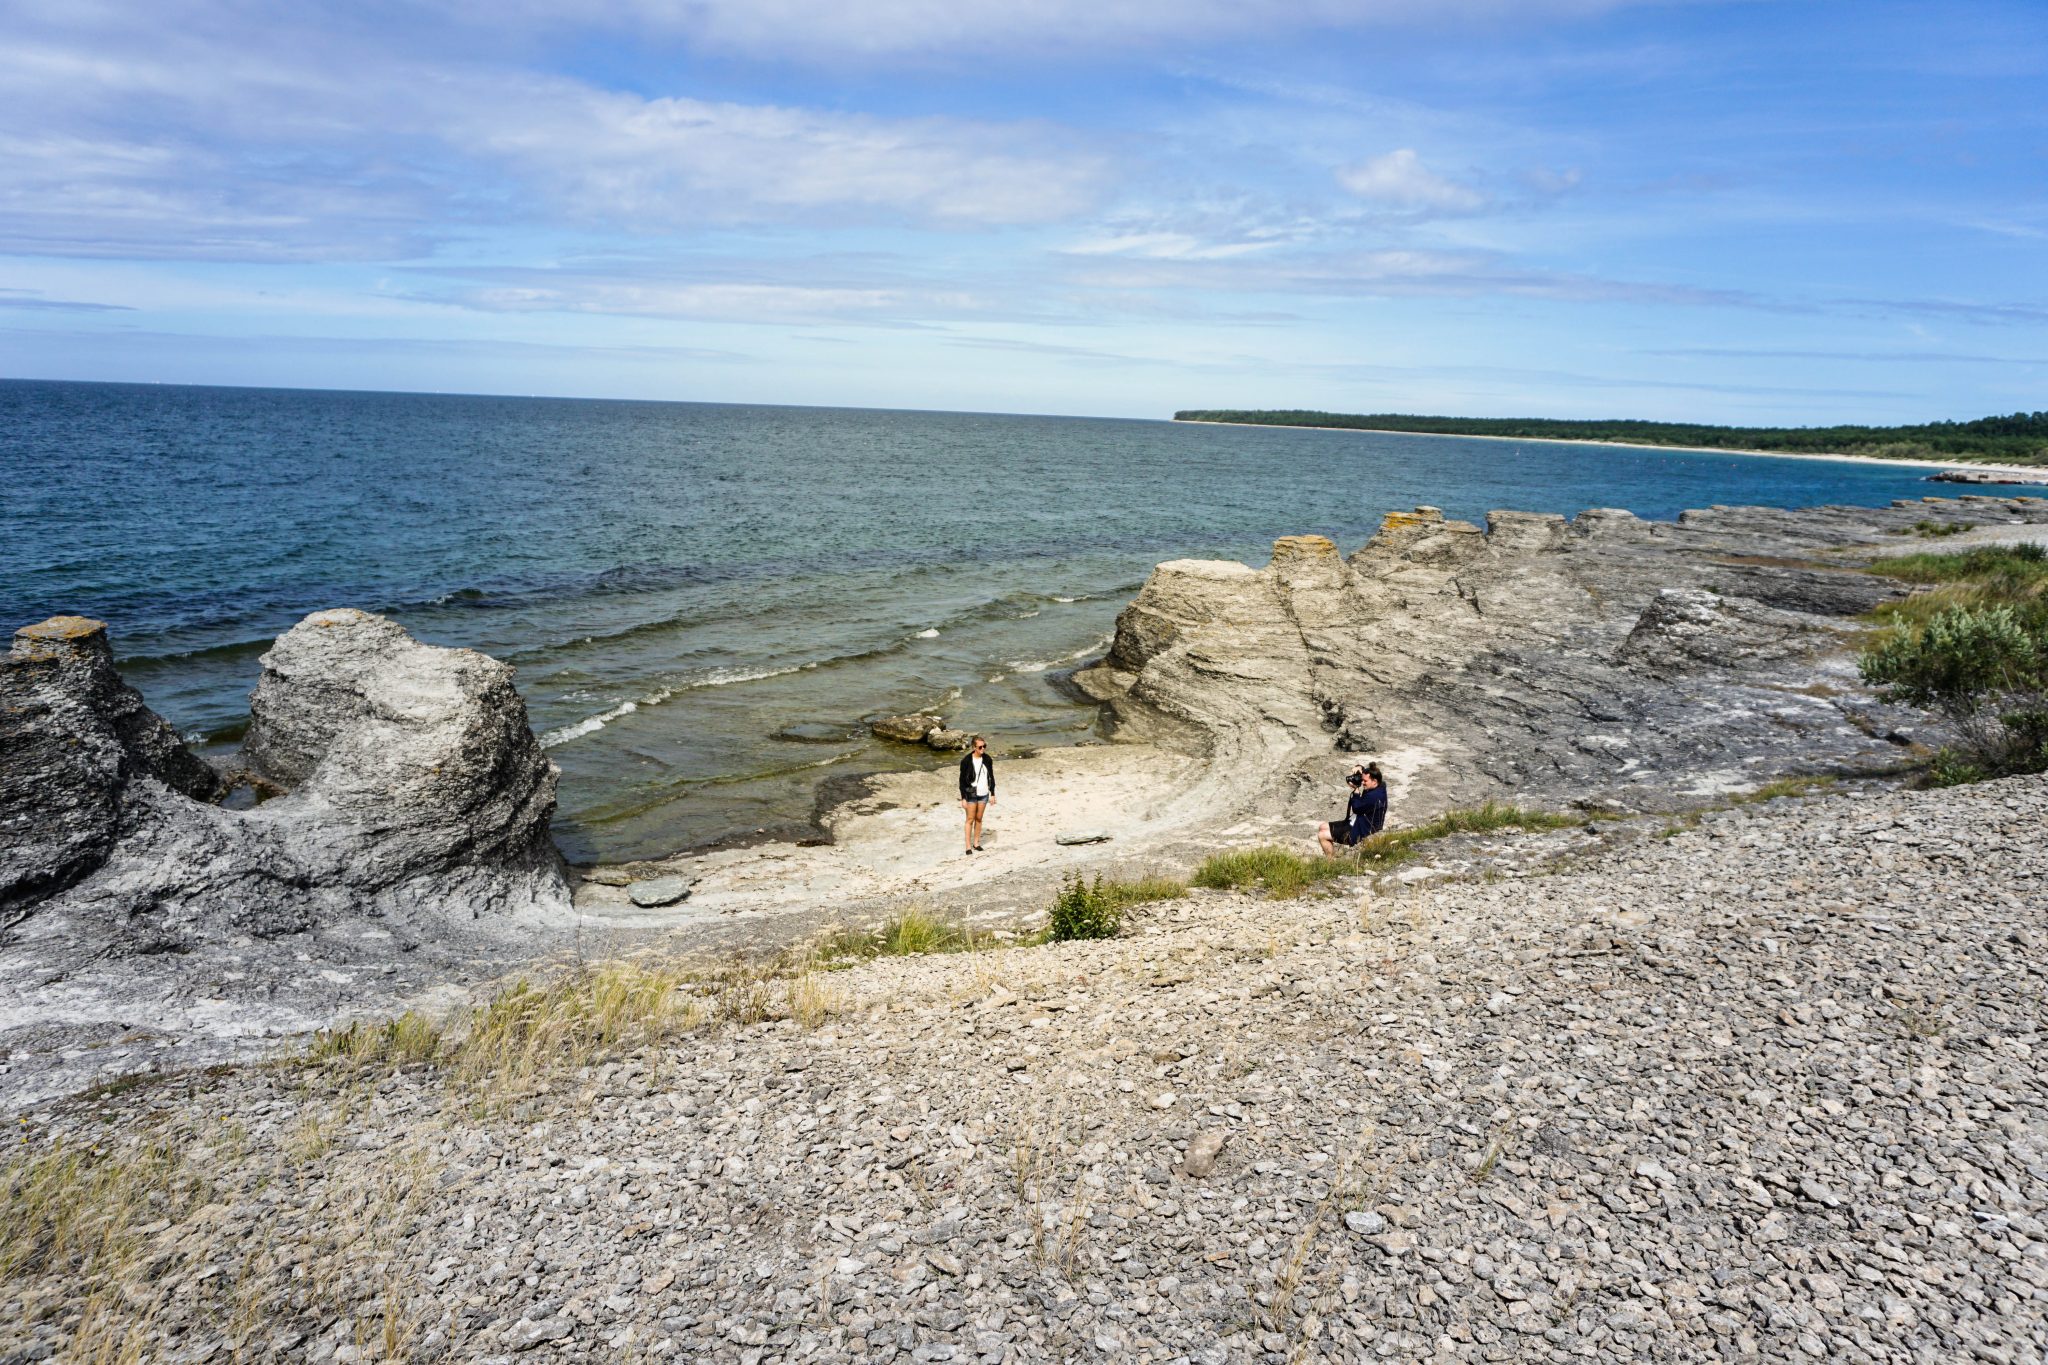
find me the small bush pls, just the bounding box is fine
[1860,604,2042,712]
[1048,874,1123,940]
[1911,519,1973,538]
[1193,847,1351,898]
[1860,550,2048,784]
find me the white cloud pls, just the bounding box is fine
[475,0,1642,60]
[0,10,1112,262]
[1336,149,1487,213]
[466,87,1106,226]
[1060,232,1285,261]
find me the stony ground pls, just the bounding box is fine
[7,775,2046,1364]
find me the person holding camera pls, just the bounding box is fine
[1317,762,1388,856]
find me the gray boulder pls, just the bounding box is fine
[872,713,943,743]
[2,608,574,1105]
[1,617,221,923]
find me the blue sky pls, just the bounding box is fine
[0,0,2042,423]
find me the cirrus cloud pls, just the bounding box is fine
[1336,149,1488,213]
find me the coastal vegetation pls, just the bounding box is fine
[1173,409,2048,465]
[1862,544,2048,784]
[1048,871,1185,940]
[1193,846,1354,898]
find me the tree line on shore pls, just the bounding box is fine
[1172,409,2048,465]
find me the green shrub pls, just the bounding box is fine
[1859,604,2043,713]
[1048,874,1123,941]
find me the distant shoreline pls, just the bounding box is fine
[1169,417,2048,481]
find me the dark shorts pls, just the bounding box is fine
[1328,815,1359,845]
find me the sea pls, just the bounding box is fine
[0,379,1950,863]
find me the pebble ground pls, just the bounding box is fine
[8,775,2045,1364]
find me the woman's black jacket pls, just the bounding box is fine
[958,751,995,802]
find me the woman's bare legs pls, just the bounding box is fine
[963,799,987,852]
[1316,822,1335,857]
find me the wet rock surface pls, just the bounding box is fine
[0,609,572,1106]
[1074,493,2048,818]
[14,774,2044,1362]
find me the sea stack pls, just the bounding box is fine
[2,608,570,951]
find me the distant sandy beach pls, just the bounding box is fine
[1171,417,2048,482]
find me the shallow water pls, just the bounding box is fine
[0,379,1947,860]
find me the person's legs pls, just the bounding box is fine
[970,803,986,849]
[1316,822,1334,857]
[962,800,975,852]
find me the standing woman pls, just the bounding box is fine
[959,735,994,855]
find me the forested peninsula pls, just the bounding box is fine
[1173,408,2048,465]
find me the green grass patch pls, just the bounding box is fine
[1864,543,2048,633]
[812,907,988,964]
[1727,775,1839,804]
[1193,847,1353,898]
[304,1011,444,1069]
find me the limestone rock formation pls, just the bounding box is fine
[1,609,572,1103]
[5,608,569,950]
[1075,494,2048,818]
[1,617,221,923]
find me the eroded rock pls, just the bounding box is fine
[1074,495,2048,820]
[1,617,220,921]
[1,609,571,1103]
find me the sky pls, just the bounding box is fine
[0,0,2043,424]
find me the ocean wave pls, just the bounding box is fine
[1006,632,1115,674]
[116,635,276,669]
[914,627,940,639]
[539,663,812,748]
[541,688,675,748]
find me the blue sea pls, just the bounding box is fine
[0,379,1946,862]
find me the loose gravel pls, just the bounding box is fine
[8,775,2045,1364]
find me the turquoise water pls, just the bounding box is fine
[0,379,1945,861]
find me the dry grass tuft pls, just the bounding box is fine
[450,959,696,1100]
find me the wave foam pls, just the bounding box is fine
[541,662,813,748]
[1006,632,1115,674]
[915,627,940,639]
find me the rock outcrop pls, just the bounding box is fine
[1,617,222,924]
[1075,494,2048,818]
[4,608,567,949]
[1,609,571,1105]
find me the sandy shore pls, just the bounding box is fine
[1171,417,2048,480]
[572,743,1224,944]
